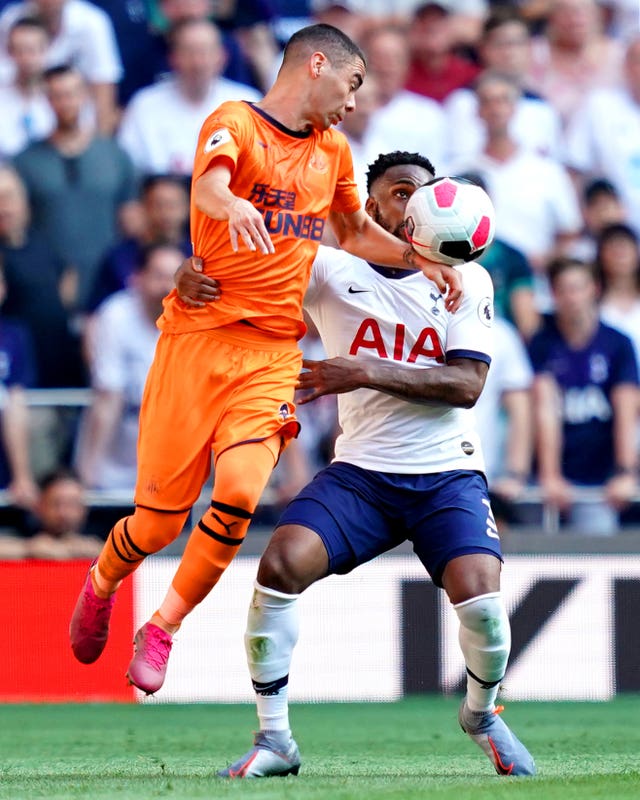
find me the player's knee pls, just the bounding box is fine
[455,592,510,645]
[129,506,188,551]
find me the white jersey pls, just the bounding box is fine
[304,247,494,474]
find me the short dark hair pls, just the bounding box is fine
[584,178,619,205]
[595,223,640,291]
[366,151,436,193]
[482,7,528,38]
[8,16,48,40]
[141,173,189,198]
[43,63,78,82]
[39,467,82,493]
[283,23,365,69]
[548,256,596,288]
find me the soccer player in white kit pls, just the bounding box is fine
[176,151,536,780]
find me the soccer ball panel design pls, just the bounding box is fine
[404,177,496,266]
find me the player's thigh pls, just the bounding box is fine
[409,470,503,588]
[441,552,502,605]
[212,346,301,459]
[277,462,400,577]
[135,332,228,510]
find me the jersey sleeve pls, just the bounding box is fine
[329,135,361,215]
[192,102,248,183]
[445,262,494,364]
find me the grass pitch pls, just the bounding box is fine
[0,696,638,799]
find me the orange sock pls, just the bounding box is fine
[97,506,190,587]
[170,440,278,610]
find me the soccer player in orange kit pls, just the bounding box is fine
[69,23,462,694]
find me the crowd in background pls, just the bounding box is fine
[1,0,640,553]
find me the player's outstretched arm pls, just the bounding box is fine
[174,256,221,307]
[329,208,462,312]
[297,356,487,407]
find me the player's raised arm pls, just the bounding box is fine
[193,164,275,255]
[329,207,462,312]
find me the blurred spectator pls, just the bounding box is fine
[117,17,261,178]
[74,243,180,490]
[595,223,640,370]
[309,0,368,43]
[139,0,269,94]
[88,173,191,311]
[0,164,84,387]
[404,2,481,103]
[474,316,534,526]
[569,178,627,262]
[457,170,539,339]
[13,64,138,312]
[210,0,281,93]
[562,35,640,240]
[0,17,54,159]
[526,0,624,126]
[337,73,386,201]
[362,26,448,171]
[445,8,563,163]
[25,467,103,558]
[451,71,582,296]
[0,261,38,519]
[529,257,639,534]
[0,0,124,134]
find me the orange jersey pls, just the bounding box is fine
[159,100,361,339]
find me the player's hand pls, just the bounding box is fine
[174,256,221,307]
[406,250,463,312]
[228,197,275,255]
[296,357,367,403]
[605,472,637,510]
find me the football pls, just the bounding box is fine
[404,176,496,266]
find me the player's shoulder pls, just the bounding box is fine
[457,260,494,294]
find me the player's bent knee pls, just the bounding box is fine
[130,506,189,551]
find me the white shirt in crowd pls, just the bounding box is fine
[77,288,159,490]
[444,88,563,162]
[117,78,262,176]
[452,147,582,265]
[473,316,533,482]
[0,0,123,85]
[563,86,640,239]
[0,82,53,157]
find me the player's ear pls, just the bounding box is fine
[309,52,328,78]
[364,196,377,218]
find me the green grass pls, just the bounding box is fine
[0,697,639,799]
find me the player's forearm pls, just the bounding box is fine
[360,360,485,408]
[333,213,417,271]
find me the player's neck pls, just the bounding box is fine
[256,84,312,133]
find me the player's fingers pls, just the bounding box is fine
[190,256,204,273]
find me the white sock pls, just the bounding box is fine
[244,581,300,733]
[454,592,511,712]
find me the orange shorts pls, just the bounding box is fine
[134,324,302,511]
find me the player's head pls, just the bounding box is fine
[279,24,366,131]
[365,151,436,241]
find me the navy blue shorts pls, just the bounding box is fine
[277,461,502,587]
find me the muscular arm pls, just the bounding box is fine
[329,207,462,310]
[297,356,488,408]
